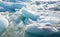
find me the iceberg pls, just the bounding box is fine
[25,24,58,37]
[2,0,17,2]
[0,1,25,12]
[18,0,31,2]
[2,0,31,2]
[0,15,9,32]
[21,9,38,21]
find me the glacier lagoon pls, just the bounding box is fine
[0,0,60,37]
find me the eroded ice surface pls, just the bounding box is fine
[0,0,60,37]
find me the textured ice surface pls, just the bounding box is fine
[0,0,60,37]
[0,15,9,32]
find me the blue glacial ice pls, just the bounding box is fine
[21,9,39,21]
[0,1,25,12]
[0,0,60,37]
[2,0,31,2]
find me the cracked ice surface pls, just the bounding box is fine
[0,0,60,37]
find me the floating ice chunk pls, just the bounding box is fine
[0,15,9,32]
[35,1,41,5]
[11,3,24,9]
[49,7,60,11]
[0,1,25,12]
[2,0,17,2]
[18,0,31,2]
[25,24,57,36]
[46,3,60,11]
[21,9,38,21]
[2,0,31,2]
[39,16,60,25]
[47,1,56,4]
